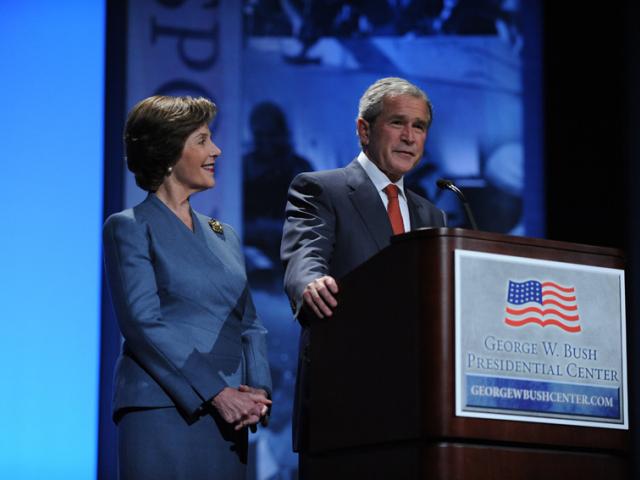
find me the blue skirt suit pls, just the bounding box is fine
[103,194,272,479]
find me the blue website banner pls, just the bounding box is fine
[466,375,621,420]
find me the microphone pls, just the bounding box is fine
[436,178,479,230]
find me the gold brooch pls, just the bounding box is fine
[208,219,224,234]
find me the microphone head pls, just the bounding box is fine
[436,178,453,190]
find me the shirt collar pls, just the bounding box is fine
[357,151,406,197]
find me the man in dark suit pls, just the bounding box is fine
[280,77,446,475]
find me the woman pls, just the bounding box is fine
[103,96,272,479]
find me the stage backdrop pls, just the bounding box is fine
[108,1,543,478]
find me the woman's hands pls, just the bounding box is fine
[211,385,271,431]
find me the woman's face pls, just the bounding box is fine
[171,124,221,192]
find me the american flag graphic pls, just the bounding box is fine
[504,280,581,333]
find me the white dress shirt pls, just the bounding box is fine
[357,151,411,232]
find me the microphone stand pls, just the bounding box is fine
[436,179,479,231]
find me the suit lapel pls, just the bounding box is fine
[193,212,242,273]
[142,194,231,275]
[407,191,426,229]
[407,189,443,229]
[345,160,393,250]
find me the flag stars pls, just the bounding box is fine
[507,280,543,304]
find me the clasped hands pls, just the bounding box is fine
[212,385,271,431]
[303,275,339,319]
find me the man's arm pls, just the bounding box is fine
[281,172,339,320]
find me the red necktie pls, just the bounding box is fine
[383,184,404,235]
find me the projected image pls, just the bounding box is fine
[242,1,532,478]
[246,0,523,61]
[243,101,312,291]
[243,0,526,234]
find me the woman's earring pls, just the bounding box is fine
[167,166,173,175]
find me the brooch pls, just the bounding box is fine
[208,219,224,234]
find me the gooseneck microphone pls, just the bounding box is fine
[436,178,479,230]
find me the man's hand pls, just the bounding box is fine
[211,386,272,431]
[303,275,339,318]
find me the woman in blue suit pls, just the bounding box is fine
[103,96,272,479]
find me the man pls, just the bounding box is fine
[280,77,446,473]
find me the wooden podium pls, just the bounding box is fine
[308,228,630,479]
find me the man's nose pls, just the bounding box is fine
[400,125,415,143]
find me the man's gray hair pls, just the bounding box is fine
[357,77,433,127]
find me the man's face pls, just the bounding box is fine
[358,94,429,182]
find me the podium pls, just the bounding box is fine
[308,228,630,479]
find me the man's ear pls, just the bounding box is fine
[356,118,370,146]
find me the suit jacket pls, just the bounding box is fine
[103,194,272,424]
[280,159,446,451]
